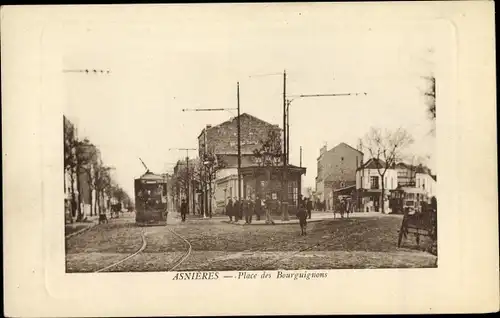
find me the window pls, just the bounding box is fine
[370,176,379,189]
[289,181,298,205]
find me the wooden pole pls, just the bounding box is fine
[237,82,242,217]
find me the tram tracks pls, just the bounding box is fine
[165,228,192,271]
[93,225,192,273]
[94,229,147,273]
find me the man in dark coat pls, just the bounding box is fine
[233,197,240,222]
[306,197,313,219]
[296,197,308,235]
[244,195,254,224]
[264,194,275,225]
[180,199,188,222]
[226,197,234,222]
[254,196,262,221]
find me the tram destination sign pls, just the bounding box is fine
[142,180,163,184]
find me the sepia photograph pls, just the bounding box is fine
[3,2,498,316]
[62,6,439,273]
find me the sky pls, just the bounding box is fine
[63,5,438,198]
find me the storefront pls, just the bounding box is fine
[240,165,306,215]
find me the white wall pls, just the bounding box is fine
[416,173,436,199]
[216,167,237,180]
[356,168,398,190]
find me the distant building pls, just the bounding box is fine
[198,113,305,214]
[356,158,398,212]
[315,142,363,210]
[415,165,437,202]
[395,162,417,187]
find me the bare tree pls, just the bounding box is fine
[64,116,78,221]
[76,139,99,217]
[422,75,436,134]
[94,165,113,215]
[253,130,283,203]
[363,127,414,213]
[198,150,226,217]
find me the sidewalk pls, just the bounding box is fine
[65,215,100,238]
[65,211,133,238]
[221,210,392,226]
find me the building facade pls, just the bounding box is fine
[315,142,363,210]
[198,113,299,214]
[415,170,437,202]
[395,162,417,187]
[356,158,398,212]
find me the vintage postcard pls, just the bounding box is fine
[2,2,498,316]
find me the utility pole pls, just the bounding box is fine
[169,147,196,215]
[282,70,289,221]
[181,104,240,218]
[237,82,242,217]
[286,99,291,164]
[248,70,367,220]
[300,146,302,168]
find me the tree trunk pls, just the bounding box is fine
[76,165,83,222]
[380,175,385,214]
[95,189,99,215]
[208,178,212,218]
[70,168,77,220]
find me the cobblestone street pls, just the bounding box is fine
[65,212,437,272]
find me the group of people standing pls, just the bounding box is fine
[225,194,315,225]
[225,195,277,225]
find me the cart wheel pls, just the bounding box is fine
[398,224,405,247]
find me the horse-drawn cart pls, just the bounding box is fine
[395,188,437,254]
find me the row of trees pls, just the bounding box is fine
[64,116,131,222]
[169,149,226,217]
[167,129,291,216]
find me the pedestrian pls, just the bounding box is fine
[296,197,308,235]
[345,199,351,218]
[264,194,275,225]
[233,197,241,222]
[340,198,345,218]
[306,197,313,219]
[244,195,254,224]
[226,197,234,222]
[164,208,169,224]
[254,195,262,221]
[180,199,188,222]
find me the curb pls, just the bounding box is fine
[65,222,98,240]
[221,218,325,226]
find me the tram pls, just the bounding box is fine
[390,186,426,215]
[134,159,168,226]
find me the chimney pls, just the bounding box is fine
[319,145,327,156]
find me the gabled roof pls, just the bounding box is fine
[338,142,364,155]
[319,142,363,160]
[201,112,280,136]
[359,158,387,170]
